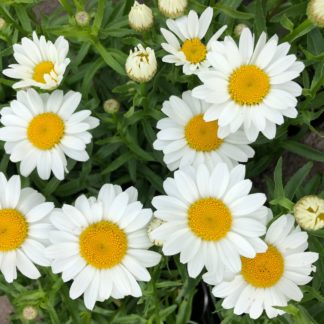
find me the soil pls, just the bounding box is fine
[0,296,13,324]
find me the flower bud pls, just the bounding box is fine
[129,1,154,32]
[0,18,6,30]
[103,99,120,114]
[125,44,157,83]
[22,306,38,321]
[294,195,324,230]
[75,11,90,27]
[158,0,187,18]
[234,23,248,37]
[307,0,324,28]
[147,218,165,247]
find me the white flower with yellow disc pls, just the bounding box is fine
[153,91,254,171]
[193,28,304,141]
[161,7,227,75]
[47,185,161,310]
[0,173,54,283]
[3,32,70,90]
[0,89,99,180]
[151,163,272,281]
[205,214,318,319]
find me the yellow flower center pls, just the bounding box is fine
[188,198,232,241]
[33,61,55,83]
[241,245,284,288]
[228,65,270,106]
[181,38,207,64]
[185,114,223,152]
[27,113,65,150]
[0,209,28,251]
[79,220,128,269]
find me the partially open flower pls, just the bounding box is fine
[158,0,187,18]
[294,195,324,230]
[125,44,157,82]
[129,1,154,32]
[307,0,324,28]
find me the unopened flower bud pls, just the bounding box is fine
[0,18,6,30]
[103,99,120,114]
[147,218,165,247]
[158,0,187,18]
[22,306,38,321]
[234,23,248,37]
[129,1,154,32]
[75,11,90,27]
[307,0,324,28]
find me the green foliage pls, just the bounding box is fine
[0,0,323,323]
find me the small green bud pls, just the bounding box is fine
[22,306,38,321]
[103,99,120,114]
[234,23,248,37]
[75,11,90,27]
[0,18,6,30]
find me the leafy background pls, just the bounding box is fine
[0,0,323,323]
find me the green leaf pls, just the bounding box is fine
[282,141,324,162]
[283,19,315,43]
[285,162,313,199]
[273,157,284,199]
[15,5,32,33]
[92,0,105,36]
[102,152,132,175]
[254,0,266,36]
[214,4,255,20]
[93,41,126,76]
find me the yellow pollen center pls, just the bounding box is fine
[27,113,65,150]
[79,221,128,269]
[228,65,270,106]
[241,245,284,288]
[181,38,207,64]
[185,114,223,152]
[0,209,28,251]
[188,198,232,241]
[33,61,55,83]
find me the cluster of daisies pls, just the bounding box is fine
[0,1,322,321]
[128,3,321,320]
[0,30,162,310]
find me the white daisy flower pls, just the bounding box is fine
[205,214,318,319]
[0,89,99,181]
[47,185,161,310]
[158,0,188,18]
[3,32,70,90]
[125,44,157,82]
[161,7,227,75]
[153,91,254,171]
[151,163,272,281]
[192,28,305,141]
[0,172,54,283]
